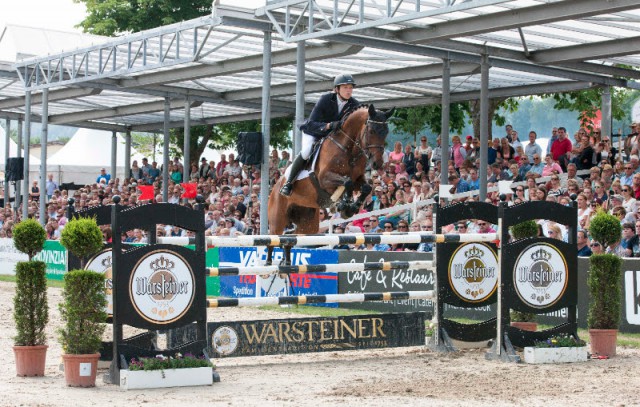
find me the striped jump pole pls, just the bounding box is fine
[204,232,499,248]
[207,260,435,276]
[207,290,435,308]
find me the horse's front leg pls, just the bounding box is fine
[336,179,356,218]
[353,182,372,209]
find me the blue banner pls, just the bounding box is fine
[218,247,338,307]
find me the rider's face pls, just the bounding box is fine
[337,84,354,100]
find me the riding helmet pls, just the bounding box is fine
[333,74,356,88]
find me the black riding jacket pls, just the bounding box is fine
[299,92,360,138]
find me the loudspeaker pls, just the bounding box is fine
[5,157,24,182]
[236,132,263,166]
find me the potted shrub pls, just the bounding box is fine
[524,334,587,364]
[509,220,538,331]
[587,210,622,357]
[120,353,215,390]
[59,217,106,387]
[12,219,48,376]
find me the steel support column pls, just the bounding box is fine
[479,54,490,201]
[4,119,10,208]
[22,92,31,220]
[260,31,272,234]
[16,119,22,210]
[294,41,305,156]
[39,89,48,225]
[111,131,117,187]
[163,97,170,202]
[124,129,131,181]
[440,59,450,196]
[183,98,191,183]
[601,87,612,141]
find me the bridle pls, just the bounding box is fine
[328,113,387,165]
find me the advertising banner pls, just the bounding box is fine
[218,247,338,306]
[0,237,28,275]
[207,312,426,358]
[33,241,67,280]
[337,251,435,314]
[205,247,220,297]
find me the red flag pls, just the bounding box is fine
[137,185,155,201]
[181,182,197,199]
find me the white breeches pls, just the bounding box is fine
[300,132,317,160]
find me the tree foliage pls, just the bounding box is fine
[74,0,213,36]
[76,0,294,165]
[547,87,629,132]
[392,104,469,144]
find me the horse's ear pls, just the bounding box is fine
[368,104,376,116]
[385,107,396,119]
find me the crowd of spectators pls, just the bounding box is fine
[4,121,640,258]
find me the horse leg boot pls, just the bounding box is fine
[353,183,372,212]
[280,154,307,197]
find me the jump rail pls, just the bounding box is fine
[206,290,435,307]
[207,260,435,276]
[201,232,498,247]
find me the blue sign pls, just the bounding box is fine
[219,247,338,307]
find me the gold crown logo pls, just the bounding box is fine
[150,255,175,271]
[531,248,552,262]
[465,245,484,259]
[101,256,112,269]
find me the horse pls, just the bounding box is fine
[267,104,394,265]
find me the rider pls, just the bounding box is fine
[279,73,360,196]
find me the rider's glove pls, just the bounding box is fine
[329,121,341,131]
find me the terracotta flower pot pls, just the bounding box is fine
[62,353,101,387]
[13,345,48,377]
[510,321,537,332]
[589,329,617,358]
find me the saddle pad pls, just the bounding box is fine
[283,138,325,182]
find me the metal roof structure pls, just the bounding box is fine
[0,0,639,133]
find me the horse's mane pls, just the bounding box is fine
[341,105,369,125]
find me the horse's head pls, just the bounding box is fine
[364,105,395,170]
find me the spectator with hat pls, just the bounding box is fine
[199,157,210,179]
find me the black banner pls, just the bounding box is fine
[337,251,434,314]
[206,312,426,358]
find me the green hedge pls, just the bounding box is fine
[13,261,48,346]
[58,270,107,355]
[588,254,622,329]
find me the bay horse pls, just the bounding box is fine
[267,104,394,265]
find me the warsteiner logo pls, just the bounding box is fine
[130,251,195,324]
[86,249,113,316]
[449,243,498,303]
[211,326,239,356]
[514,244,568,308]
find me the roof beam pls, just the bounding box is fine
[130,110,291,132]
[372,81,596,109]
[48,99,202,125]
[0,110,125,131]
[330,34,639,89]
[117,42,363,88]
[398,0,640,44]
[223,62,479,101]
[530,36,640,64]
[0,88,102,109]
[422,38,640,80]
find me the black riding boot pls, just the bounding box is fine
[280,154,307,196]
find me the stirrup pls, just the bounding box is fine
[280,182,294,197]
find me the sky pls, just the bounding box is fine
[0,0,266,33]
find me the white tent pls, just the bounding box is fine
[47,128,145,185]
[0,125,41,168]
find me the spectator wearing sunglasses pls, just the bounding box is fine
[476,220,496,234]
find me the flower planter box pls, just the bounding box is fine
[120,367,214,390]
[523,347,588,364]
